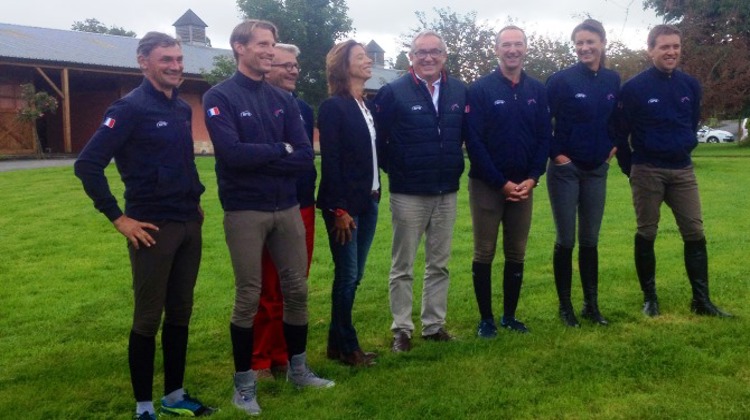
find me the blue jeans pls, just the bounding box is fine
[323,197,378,354]
[547,161,609,248]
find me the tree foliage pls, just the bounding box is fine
[17,84,58,123]
[402,8,496,84]
[524,34,576,82]
[201,54,236,86]
[644,0,750,118]
[393,51,410,71]
[71,18,136,37]
[237,0,353,107]
[607,40,650,82]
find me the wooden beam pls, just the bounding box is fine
[62,68,72,153]
[34,67,63,97]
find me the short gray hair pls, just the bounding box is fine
[275,43,300,56]
[410,30,447,53]
[495,25,527,47]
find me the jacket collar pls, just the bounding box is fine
[494,67,527,87]
[408,67,448,86]
[232,70,265,89]
[575,61,600,77]
[141,77,179,102]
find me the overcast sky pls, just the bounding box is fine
[3,0,663,58]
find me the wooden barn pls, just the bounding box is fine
[0,10,230,156]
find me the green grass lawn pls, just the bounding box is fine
[1,143,748,419]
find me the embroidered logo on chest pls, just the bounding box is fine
[156,121,168,128]
[240,110,253,117]
[411,105,423,111]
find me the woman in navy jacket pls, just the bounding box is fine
[546,19,620,327]
[317,40,380,367]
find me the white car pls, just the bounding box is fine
[696,126,735,143]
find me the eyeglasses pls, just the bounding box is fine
[271,63,300,72]
[413,49,444,59]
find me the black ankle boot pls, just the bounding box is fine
[684,239,732,317]
[553,244,579,327]
[579,246,608,325]
[635,234,659,317]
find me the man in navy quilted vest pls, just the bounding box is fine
[373,30,467,353]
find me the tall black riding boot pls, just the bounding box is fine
[501,261,529,332]
[579,246,608,325]
[472,261,494,321]
[684,238,732,317]
[635,234,659,317]
[553,244,579,327]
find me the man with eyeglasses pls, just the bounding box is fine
[251,43,317,381]
[373,30,467,353]
[465,25,551,337]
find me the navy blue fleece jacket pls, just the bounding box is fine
[203,71,314,212]
[74,78,204,222]
[466,69,551,188]
[547,62,620,170]
[615,66,701,175]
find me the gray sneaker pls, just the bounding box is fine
[232,370,261,415]
[287,352,335,389]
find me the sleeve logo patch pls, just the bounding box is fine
[103,117,116,128]
[207,107,221,117]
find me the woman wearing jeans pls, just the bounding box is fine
[546,19,620,327]
[317,40,379,366]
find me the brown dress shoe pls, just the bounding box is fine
[391,331,412,353]
[340,349,376,367]
[422,328,455,342]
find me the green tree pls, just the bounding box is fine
[643,0,750,119]
[237,0,353,107]
[17,83,58,157]
[393,51,410,70]
[606,40,649,82]
[524,33,577,82]
[201,54,236,86]
[403,7,496,84]
[71,18,136,37]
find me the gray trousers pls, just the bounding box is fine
[224,206,309,328]
[388,192,457,336]
[547,161,609,248]
[469,178,533,265]
[629,164,705,241]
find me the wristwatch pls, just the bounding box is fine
[283,142,294,154]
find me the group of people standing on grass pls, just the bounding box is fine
[74,15,732,419]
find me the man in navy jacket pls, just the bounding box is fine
[465,26,551,337]
[75,32,213,419]
[203,20,332,416]
[615,24,730,318]
[373,30,467,353]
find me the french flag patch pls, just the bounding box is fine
[103,117,116,128]
[207,107,221,117]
